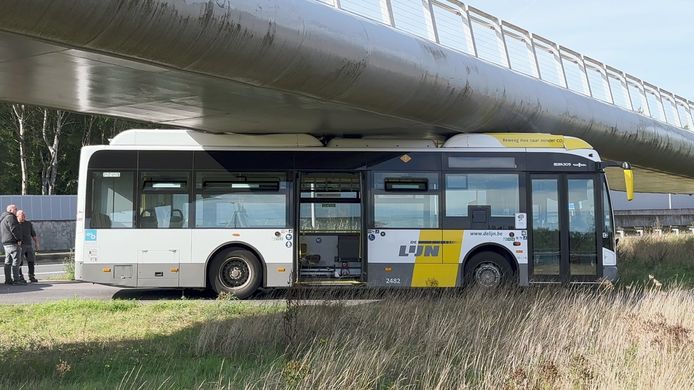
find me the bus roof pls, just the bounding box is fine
[110,129,323,147]
[109,129,593,151]
[443,133,593,150]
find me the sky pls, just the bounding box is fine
[462,0,694,101]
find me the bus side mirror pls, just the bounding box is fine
[622,162,634,201]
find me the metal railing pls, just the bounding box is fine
[319,0,694,130]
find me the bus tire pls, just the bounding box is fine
[465,251,514,288]
[208,248,261,299]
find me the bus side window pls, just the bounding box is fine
[195,172,288,229]
[372,172,439,229]
[444,174,519,218]
[138,172,190,229]
[88,171,135,229]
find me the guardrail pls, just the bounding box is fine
[319,0,694,130]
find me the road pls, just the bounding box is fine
[0,280,230,304]
[0,262,66,283]
[0,281,386,304]
[0,262,218,303]
[0,263,382,304]
[0,263,435,305]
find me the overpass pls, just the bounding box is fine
[1,0,694,193]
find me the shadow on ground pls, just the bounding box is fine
[112,285,519,301]
[0,281,52,295]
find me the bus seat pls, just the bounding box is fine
[170,209,184,228]
[91,213,111,228]
[140,208,158,228]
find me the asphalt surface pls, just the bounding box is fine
[0,280,121,304]
[0,263,384,304]
[0,280,238,304]
[0,264,428,305]
[0,262,219,303]
[0,262,66,284]
[0,281,389,304]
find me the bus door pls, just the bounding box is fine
[296,172,363,283]
[135,171,191,287]
[528,174,601,283]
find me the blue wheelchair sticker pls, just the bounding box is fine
[85,229,97,241]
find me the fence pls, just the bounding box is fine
[318,0,694,130]
[0,195,76,251]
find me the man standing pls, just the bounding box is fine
[17,210,39,283]
[1,204,25,285]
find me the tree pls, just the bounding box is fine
[0,102,158,195]
[6,104,33,194]
[40,109,69,195]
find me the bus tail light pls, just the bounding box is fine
[622,162,634,201]
[102,267,111,273]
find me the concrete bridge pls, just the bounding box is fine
[1,0,693,192]
[615,209,694,230]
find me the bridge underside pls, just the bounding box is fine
[2,0,694,193]
[0,31,434,136]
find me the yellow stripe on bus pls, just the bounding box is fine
[411,230,464,288]
[489,133,592,150]
[413,230,441,264]
[443,230,464,263]
[411,264,458,287]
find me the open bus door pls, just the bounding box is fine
[295,172,364,286]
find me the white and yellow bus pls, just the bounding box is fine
[75,130,633,298]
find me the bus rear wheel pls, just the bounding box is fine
[465,251,513,288]
[208,248,261,299]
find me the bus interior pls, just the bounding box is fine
[298,172,364,284]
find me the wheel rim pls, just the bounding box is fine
[220,257,251,289]
[474,262,502,288]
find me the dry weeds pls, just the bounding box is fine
[617,234,694,286]
[193,286,694,389]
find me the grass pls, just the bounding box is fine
[0,287,692,389]
[617,234,694,287]
[46,252,76,281]
[0,299,282,389]
[0,234,691,389]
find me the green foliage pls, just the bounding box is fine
[63,251,75,281]
[0,299,278,389]
[617,234,694,286]
[0,103,158,194]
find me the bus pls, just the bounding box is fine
[75,129,633,298]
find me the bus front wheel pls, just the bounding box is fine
[208,248,261,299]
[465,251,513,288]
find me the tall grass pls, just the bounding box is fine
[2,234,693,388]
[195,287,694,389]
[1,287,691,388]
[63,250,75,280]
[618,234,694,286]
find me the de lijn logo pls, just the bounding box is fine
[399,243,440,257]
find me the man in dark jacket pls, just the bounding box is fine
[1,204,26,285]
[17,210,39,283]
